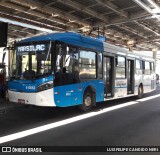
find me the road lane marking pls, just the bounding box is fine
[0,94,160,144]
[137,94,160,102]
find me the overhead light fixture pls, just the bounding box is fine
[151,14,160,18]
[30,6,37,10]
[134,0,160,14]
[152,47,158,52]
[133,0,152,14]
[79,26,90,32]
[148,0,160,13]
[51,13,59,17]
[0,17,53,33]
[68,19,76,23]
[127,40,135,46]
[114,32,121,38]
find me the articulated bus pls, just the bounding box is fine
[8,32,156,111]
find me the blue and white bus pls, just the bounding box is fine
[8,32,156,111]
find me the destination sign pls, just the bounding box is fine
[17,44,46,52]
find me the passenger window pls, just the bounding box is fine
[98,53,103,78]
[116,56,126,78]
[144,61,150,75]
[136,60,142,75]
[150,62,154,74]
[136,60,141,69]
[79,50,96,79]
[54,44,80,86]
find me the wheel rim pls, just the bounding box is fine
[84,96,92,107]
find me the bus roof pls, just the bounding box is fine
[104,42,155,61]
[17,32,103,51]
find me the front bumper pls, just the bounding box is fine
[8,88,56,107]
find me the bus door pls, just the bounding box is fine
[104,56,114,97]
[127,59,134,94]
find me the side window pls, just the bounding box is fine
[136,60,142,74]
[144,61,150,75]
[116,56,126,78]
[145,61,150,69]
[54,44,79,86]
[56,44,78,74]
[150,62,154,74]
[142,61,145,74]
[98,52,103,78]
[66,46,78,74]
[79,49,96,79]
[136,60,141,69]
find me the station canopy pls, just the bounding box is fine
[0,0,160,57]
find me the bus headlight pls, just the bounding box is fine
[37,81,53,92]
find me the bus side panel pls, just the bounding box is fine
[54,84,81,107]
[54,80,104,107]
[114,79,127,98]
[143,74,156,93]
[135,73,156,95]
[143,74,151,93]
[81,80,104,103]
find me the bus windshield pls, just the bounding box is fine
[12,41,52,80]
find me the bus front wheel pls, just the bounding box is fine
[79,90,94,112]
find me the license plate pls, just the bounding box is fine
[18,99,25,104]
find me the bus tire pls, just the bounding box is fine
[137,85,143,99]
[79,90,94,112]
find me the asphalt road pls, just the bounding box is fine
[0,87,160,155]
